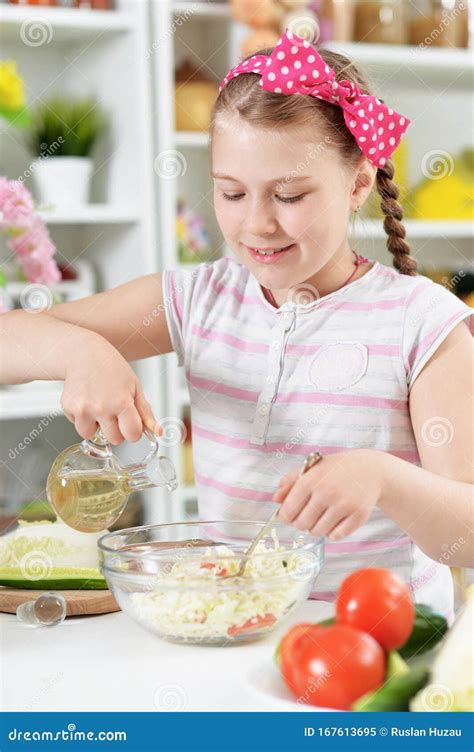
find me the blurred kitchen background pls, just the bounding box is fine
[0,0,472,533]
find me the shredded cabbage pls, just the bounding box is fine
[128,535,318,643]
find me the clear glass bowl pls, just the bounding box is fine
[99,520,324,646]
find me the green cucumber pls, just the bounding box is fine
[352,665,430,712]
[0,521,108,591]
[0,566,107,590]
[399,604,448,659]
[386,650,410,678]
[314,605,447,659]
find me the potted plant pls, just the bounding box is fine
[26,96,106,209]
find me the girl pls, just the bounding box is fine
[1,30,472,620]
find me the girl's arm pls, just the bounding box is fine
[0,274,173,443]
[378,320,473,566]
[275,321,473,568]
[0,273,173,384]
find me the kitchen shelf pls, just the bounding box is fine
[325,41,473,81]
[178,484,197,501]
[0,383,63,421]
[0,5,134,44]
[172,1,230,19]
[38,205,140,226]
[353,220,474,240]
[175,131,210,148]
[0,1,163,521]
[178,386,190,405]
[4,259,95,300]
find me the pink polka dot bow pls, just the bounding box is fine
[219,28,410,169]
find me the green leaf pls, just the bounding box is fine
[25,96,107,158]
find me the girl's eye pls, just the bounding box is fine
[222,193,245,201]
[222,193,305,204]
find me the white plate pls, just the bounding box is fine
[244,659,336,712]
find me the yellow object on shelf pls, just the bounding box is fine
[409,148,474,221]
[175,81,219,132]
[182,442,195,487]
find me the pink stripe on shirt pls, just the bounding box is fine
[407,310,469,373]
[192,424,419,462]
[191,324,400,358]
[188,374,407,411]
[195,471,275,502]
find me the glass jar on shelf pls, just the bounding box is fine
[354,0,408,45]
[309,1,356,42]
[409,0,468,48]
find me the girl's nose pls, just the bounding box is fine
[246,199,278,238]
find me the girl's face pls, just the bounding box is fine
[212,118,361,294]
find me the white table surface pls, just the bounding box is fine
[1,600,334,712]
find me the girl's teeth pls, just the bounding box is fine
[255,246,290,255]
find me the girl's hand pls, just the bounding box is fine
[61,332,162,445]
[273,449,387,541]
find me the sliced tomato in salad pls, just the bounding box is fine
[227,613,277,637]
[199,562,229,577]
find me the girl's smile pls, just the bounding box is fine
[211,117,376,304]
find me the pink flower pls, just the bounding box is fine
[1,180,35,232]
[0,177,61,285]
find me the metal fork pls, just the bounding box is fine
[233,451,323,578]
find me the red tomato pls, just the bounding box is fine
[294,624,386,710]
[277,623,322,695]
[227,613,276,637]
[336,567,415,651]
[200,562,229,577]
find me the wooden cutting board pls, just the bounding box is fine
[0,587,120,616]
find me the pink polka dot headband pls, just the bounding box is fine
[219,29,410,169]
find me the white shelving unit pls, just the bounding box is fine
[0,1,167,521]
[150,0,241,521]
[150,1,473,523]
[38,205,139,225]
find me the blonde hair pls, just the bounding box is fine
[211,47,417,277]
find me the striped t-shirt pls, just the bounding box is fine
[163,257,473,620]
